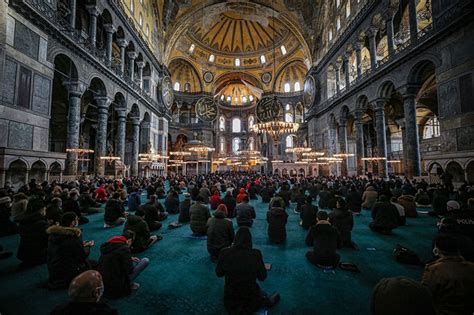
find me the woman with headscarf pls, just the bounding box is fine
[216,227,280,314]
[206,204,234,262]
[210,191,222,210]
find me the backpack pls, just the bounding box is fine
[393,244,422,265]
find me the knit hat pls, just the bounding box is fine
[446,200,460,210]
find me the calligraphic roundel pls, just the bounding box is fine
[160,76,174,110]
[256,96,283,122]
[303,75,316,108]
[195,97,218,122]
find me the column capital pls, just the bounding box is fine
[396,118,406,129]
[366,27,378,38]
[353,109,364,121]
[85,5,100,17]
[103,24,116,34]
[116,109,127,118]
[398,85,419,99]
[131,117,140,125]
[383,8,396,21]
[373,98,388,112]
[127,51,138,60]
[94,96,112,109]
[117,38,128,48]
[63,80,87,97]
[355,42,363,51]
[136,61,146,69]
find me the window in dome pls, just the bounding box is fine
[139,13,143,27]
[232,137,241,153]
[219,116,226,131]
[336,0,341,7]
[337,17,341,31]
[285,113,294,123]
[329,30,333,41]
[226,96,231,102]
[188,44,195,54]
[260,55,266,64]
[285,104,291,111]
[173,82,180,91]
[146,25,149,37]
[209,54,215,63]
[281,45,287,55]
[286,135,294,148]
[248,116,255,130]
[184,82,191,92]
[346,1,351,17]
[284,83,291,93]
[130,0,134,13]
[232,118,241,133]
[220,137,226,153]
[423,116,441,139]
[242,96,247,103]
[249,95,254,101]
[235,58,240,67]
[220,95,224,101]
[294,82,301,92]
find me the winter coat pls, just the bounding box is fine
[127,192,141,212]
[62,198,82,218]
[190,202,211,234]
[222,195,237,218]
[362,187,378,209]
[98,236,134,298]
[104,199,125,223]
[305,223,340,263]
[51,301,118,315]
[165,194,180,214]
[207,212,234,253]
[46,205,63,224]
[210,192,222,210]
[236,188,247,204]
[216,230,267,314]
[47,225,89,289]
[300,204,318,230]
[124,215,151,253]
[266,207,288,244]
[11,193,28,220]
[16,212,49,264]
[422,256,474,315]
[346,190,362,213]
[260,187,275,203]
[318,190,333,209]
[178,199,191,223]
[397,195,417,218]
[236,203,256,227]
[0,200,18,237]
[371,201,399,231]
[329,209,354,247]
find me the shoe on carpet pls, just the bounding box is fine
[131,283,140,290]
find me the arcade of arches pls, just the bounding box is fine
[0,0,473,189]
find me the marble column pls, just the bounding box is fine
[368,29,378,69]
[117,39,128,75]
[94,97,110,176]
[355,44,362,79]
[402,89,422,177]
[374,99,389,178]
[408,0,419,42]
[136,61,146,89]
[86,5,99,48]
[131,118,140,176]
[69,0,77,29]
[354,110,365,176]
[338,118,348,176]
[128,52,137,81]
[385,12,395,55]
[335,64,341,93]
[104,24,115,67]
[64,81,85,176]
[116,110,126,161]
[396,118,408,175]
[343,56,350,89]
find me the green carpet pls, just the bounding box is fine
[0,194,437,315]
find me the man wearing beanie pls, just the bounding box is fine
[207,204,234,262]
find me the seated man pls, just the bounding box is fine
[123,215,160,253]
[47,212,94,289]
[329,198,355,248]
[178,193,192,223]
[140,195,166,231]
[267,197,288,244]
[164,190,180,214]
[46,197,64,226]
[190,196,211,235]
[305,211,340,268]
[103,192,127,228]
[422,234,474,314]
[433,217,474,262]
[300,196,318,230]
[127,187,141,212]
[236,196,256,227]
[78,189,101,215]
[390,197,406,226]
[397,194,417,218]
[446,199,474,241]
[216,227,280,314]
[16,198,49,267]
[369,195,399,235]
[207,204,234,262]
[98,230,150,298]
[62,191,89,225]
[51,270,118,315]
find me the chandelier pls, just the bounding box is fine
[66,148,94,154]
[185,139,215,153]
[302,151,325,158]
[169,150,191,156]
[361,157,387,162]
[285,146,312,154]
[253,121,300,141]
[318,157,344,163]
[333,153,355,158]
[100,150,121,165]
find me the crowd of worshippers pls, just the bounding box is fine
[0,173,473,314]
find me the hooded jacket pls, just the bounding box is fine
[16,212,48,264]
[222,194,237,218]
[124,215,151,253]
[165,193,180,214]
[190,202,211,234]
[216,228,267,314]
[362,186,378,209]
[329,208,354,247]
[178,198,191,223]
[207,211,234,253]
[210,192,222,210]
[266,207,289,244]
[397,195,417,218]
[47,225,89,289]
[98,236,134,298]
[236,188,247,204]
[300,203,318,230]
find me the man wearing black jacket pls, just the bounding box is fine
[47,212,94,289]
[305,211,341,268]
[104,192,127,228]
[300,196,318,230]
[260,184,275,203]
[98,231,150,298]
[222,191,237,218]
[370,195,399,235]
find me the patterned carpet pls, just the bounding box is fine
[0,193,437,315]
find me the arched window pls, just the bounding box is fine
[285,104,291,111]
[260,55,266,64]
[249,95,254,101]
[189,44,195,54]
[146,25,149,37]
[219,137,226,153]
[242,96,247,103]
[336,17,341,30]
[226,96,231,102]
[173,82,180,91]
[232,118,241,133]
[248,115,255,130]
[294,82,301,92]
[130,0,134,13]
[184,82,191,92]
[209,54,215,63]
[248,137,255,151]
[139,13,143,27]
[281,45,287,55]
[219,116,226,131]
[285,112,294,123]
[235,58,240,67]
[284,83,291,93]
[346,1,351,17]
[329,29,333,41]
[232,137,241,153]
[286,135,294,148]
[423,116,440,139]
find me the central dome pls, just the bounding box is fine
[187,11,289,56]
